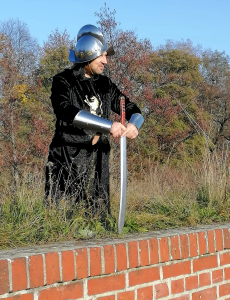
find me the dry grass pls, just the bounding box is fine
[110,144,230,232]
[0,145,230,248]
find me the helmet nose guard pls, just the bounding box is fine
[69,24,114,63]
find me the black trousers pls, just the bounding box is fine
[45,141,111,216]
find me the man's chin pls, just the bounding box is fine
[93,68,104,75]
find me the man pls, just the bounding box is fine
[45,24,143,217]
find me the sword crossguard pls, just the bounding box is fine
[120,96,126,126]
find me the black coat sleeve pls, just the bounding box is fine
[50,74,80,124]
[109,80,142,121]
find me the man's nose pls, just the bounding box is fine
[102,55,107,64]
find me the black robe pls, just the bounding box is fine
[45,67,141,216]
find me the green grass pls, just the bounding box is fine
[0,196,118,249]
[1,147,230,249]
[1,182,229,250]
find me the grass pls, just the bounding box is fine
[111,144,230,233]
[0,166,118,249]
[1,145,230,249]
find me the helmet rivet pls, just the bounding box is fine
[86,50,93,56]
[79,52,84,58]
[74,51,79,57]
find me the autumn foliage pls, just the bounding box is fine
[1,6,230,248]
[0,5,230,187]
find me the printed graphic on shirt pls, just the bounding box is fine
[84,94,103,117]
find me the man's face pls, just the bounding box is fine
[86,51,108,76]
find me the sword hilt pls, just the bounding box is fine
[120,96,126,126]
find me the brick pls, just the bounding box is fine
[39,282,83,300]
[90,247,101,276]
[98,296,115,300]
[198,231,207,255]
[29,255,44,288]
[88,274,125,295]
[189,233,198,257]
[116,243,127,271]
[118,291,134,300]
[180,234,189,259]
[223,228,230,249]
[212,269,223,283]
[193,255,218,272]
[171,278,184,294]
[0,259,9,294]
[170,236,180,260]
[220,252,230,266]
[163,261,191,279]
[129,266,160,286]
[45,252,60,285]
[149,238,159,265]
[159,237,169,262]
[225,267,230,280]
[137,286,153,300]
[192,287,216,300]
[75,248,88,279]
[139,240,149,266]
[62,250,75,281]
[207,230,215,253]
[11,257,27,292]
[169,296,189,300]
[155,282,169,299]
[3,295,34,300]
[215,229,223,251]
[128,241,138,268]
[199,272,211,287]
[186,275,198,290]
[104,245,115,274]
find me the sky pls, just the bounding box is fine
[0,0,230,56]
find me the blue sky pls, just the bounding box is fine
[0,0,230,56]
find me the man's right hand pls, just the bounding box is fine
[110,122,126,138]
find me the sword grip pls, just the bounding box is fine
[120,96,126,126]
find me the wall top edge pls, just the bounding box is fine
[0,222,229,260]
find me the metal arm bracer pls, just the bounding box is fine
[72,110,113,133]
[129,113,144,130]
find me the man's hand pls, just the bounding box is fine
[110,122,126,138]
[110,122,139,140]
[122,123,139,139]
[92,133,101,145]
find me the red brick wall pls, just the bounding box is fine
[0,224,230,299]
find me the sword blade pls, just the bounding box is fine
[118,135,127,234]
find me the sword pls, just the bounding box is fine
[118,96,127,234]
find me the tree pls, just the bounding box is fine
[95,4,154,167]
[95,5,210,164]
[0,20,49,188]
[199,50,230,147]
[0,19,38,76]
[95,3,152,102]
[138,48,207,161]
[38,29,75,94]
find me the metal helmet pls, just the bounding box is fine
[69,24,114,63]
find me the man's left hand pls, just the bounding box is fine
[121,123,138,139]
